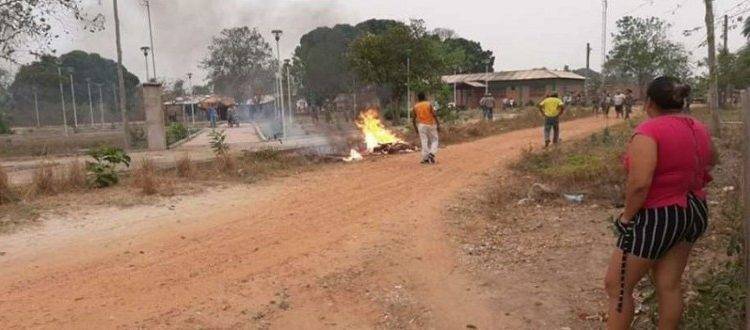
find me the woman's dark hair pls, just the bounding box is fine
[646,76,691,112]
[417,92,427,101]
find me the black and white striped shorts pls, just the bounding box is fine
[615,194,709,260]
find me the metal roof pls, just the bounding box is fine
[442,69,586,84]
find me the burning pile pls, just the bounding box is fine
[356,109,416,154]
[343,109,417,161]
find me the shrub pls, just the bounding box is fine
[176,153,195,178]
[132,158,159,195]
[62,160,87,190]
[32,162,58,195]
[0,165,15,204]
[208,129,229,156]
[0,111,11,135]
[128,126,147,149]
[166,122,189,146]
[86,146,131,188]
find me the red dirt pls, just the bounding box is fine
[0,117,606,329]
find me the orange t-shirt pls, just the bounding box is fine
[413,101,436,125]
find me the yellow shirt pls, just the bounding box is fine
[413,101,436,125]
[539,97,564,117]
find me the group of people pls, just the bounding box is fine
[411,77,713,330]
[594,90,635,119]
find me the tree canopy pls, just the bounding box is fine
[604,16,690,91]
[201,26,276,102]
[0,0,104,63]
[441,37,495,73]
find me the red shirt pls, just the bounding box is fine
[625,115,714,208]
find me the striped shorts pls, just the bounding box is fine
[615,194,709,260]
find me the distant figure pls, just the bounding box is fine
[412,92,440,165]
[538,92,565,147]
[592,94,601,114]
[601,93,612,117]
[479,93,495,121]
[613,91,626,118]
[208,106,218,128]
[624,89,634,119]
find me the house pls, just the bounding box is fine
[442,68,586,108]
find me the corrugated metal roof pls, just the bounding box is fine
[442,69,586,84]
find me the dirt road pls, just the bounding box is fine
[0,117,605,329]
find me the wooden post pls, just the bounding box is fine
[742,88,750,329]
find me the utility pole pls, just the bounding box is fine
[724,14,729,53]
[57,66,68,135]
[285,59,293,125]
[272,29,285,139]
[86,78,94,126]
[600,0,608,96]
[96,83,105,126]
[704,0,722,138]
[114,0,130,146]
[407,54,411,121]
[144,0,157,80]
[68,69,78,129]
[187,72,195,127]
[32,86,40,127]
[586,42,592,105]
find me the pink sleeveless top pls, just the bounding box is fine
[625,115,714,209]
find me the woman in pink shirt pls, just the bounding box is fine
[604,77,715,329]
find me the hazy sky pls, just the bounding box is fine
[13,0,750,84]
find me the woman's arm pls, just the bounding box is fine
[621,135,658,223]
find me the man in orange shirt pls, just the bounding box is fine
[412,92,440,164]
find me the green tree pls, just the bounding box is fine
[349,20,449,120]
[604,16,691,94]
[0,0,103,63]
[8,51,140,126]
[743,17,750,39]
[441,37,495,73]
[201,27,276,102]
[293,24,360,107]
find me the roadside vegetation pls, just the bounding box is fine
[485,107,745,328]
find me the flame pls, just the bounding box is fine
[356,109,404,152]
[343,149,364,162]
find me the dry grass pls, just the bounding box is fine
[214,153,238,175]
[132,158,160,195]
[0,165,15,204]
[176,153,195,178]
[31,162,59,196]
[61,160,87,190]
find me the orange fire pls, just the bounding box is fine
[356,109,404,152]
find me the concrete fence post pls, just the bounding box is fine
[142,82,166,151]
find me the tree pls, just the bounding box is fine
[604,16,690,95]
[0,0,104,63]
[293,24,360,108]
[744,17,750,39]
[201,27,276,102]
[441,37,495,73]
[349,20,449,120]
[8,51,140,126]
[703,0,721,137]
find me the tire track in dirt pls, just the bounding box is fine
[0,116,606,329]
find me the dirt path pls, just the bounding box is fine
[0,117,606,329]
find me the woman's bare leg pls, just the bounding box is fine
[605,249,655,330]
[652,242,692,330]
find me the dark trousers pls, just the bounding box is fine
[482,107,493,120]
[544,116,560,143]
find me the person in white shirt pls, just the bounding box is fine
[613,92,627,118]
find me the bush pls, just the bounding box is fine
[209,129,229,156]
[32,163,58,195]
[86,146,131,188]
[0,165,15,204]
[0,112,10,135]
[176,153,195,178]
[132,158,159,195]
[128,126,147,149]
[166,122,189,146]
[62,160,87,190]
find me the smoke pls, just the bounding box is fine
[47,0,347,84]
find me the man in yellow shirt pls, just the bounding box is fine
[412,92,440,164]
[538,92,565,147]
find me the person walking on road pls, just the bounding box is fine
[412,92,440,165]
[538,92,565,147]
[613,91,626,118]
[479,93,495,121]
[604,77,715,330]
[624,89,634,119]
[208,106,218,128]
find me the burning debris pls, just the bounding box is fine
[342,109,417,161]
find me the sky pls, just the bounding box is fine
[8,0,750,84]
